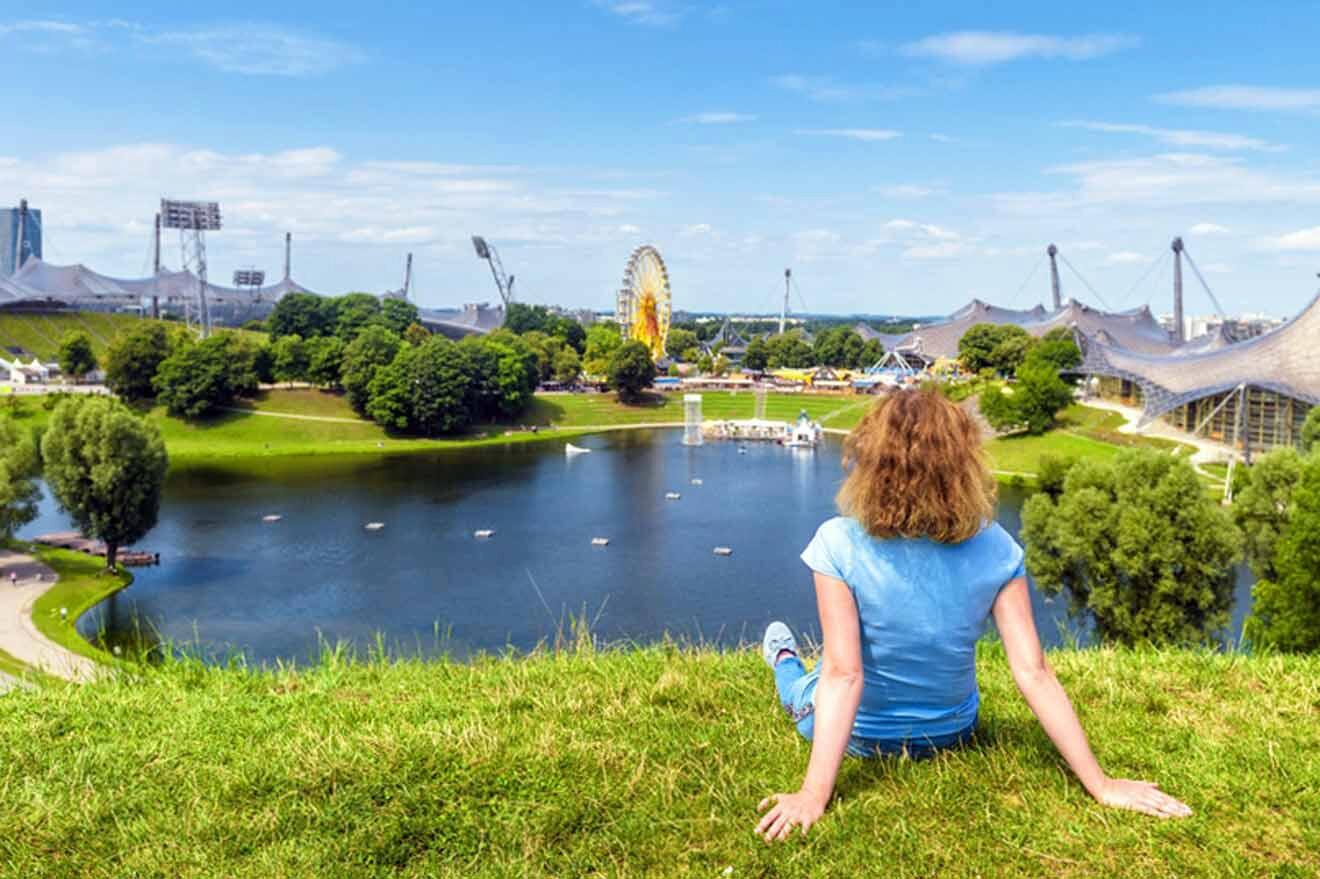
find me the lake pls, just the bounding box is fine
[21,429,1257,663]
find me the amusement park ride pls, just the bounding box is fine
[616,245,672,361]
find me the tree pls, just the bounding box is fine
[334,293,383,341]
[856,338,885,370]
[957,323,1005,373]
[153,335,258,418]
[549,316,586,354]
[608,341,656,402]
[1026,335,1082,373]
[272,335,309,385]
[1233,448,1304,583]
[1035,454,1075,500]
[1244,453,1320,651]
[583,323,623,377]
[0,417,40,540]
[269,292,331,339]
[553,347,581,385]
[521,330,564,382]
[366,337,475,436]
[1021,449,1241,646]
[505,303,553,334]
[104,322,177,401]
[378,298,419,336]
[403,323,432,347]
[41,397,168,570]
[461,331,539,419]
[987,328,1035,375]
[305,335,346,389]
[1300,406,1320,454]
[712,354,730,377]
[666,328,699,361]
[696,353,714,375]
[743,336,769,371]
[764,331,814,369]
[342,326,402,414]
[979,361,1073,435]
[813,327,864,368]
[58,331,98,380]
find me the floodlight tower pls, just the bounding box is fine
[161,199,222,337]
[471,236,515,307]
[233,268,266,290]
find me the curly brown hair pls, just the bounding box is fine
[836,388,996,544]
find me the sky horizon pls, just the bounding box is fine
[3,2,1320,319]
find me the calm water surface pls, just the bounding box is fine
[21,429,1255,663]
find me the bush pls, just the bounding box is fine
[153,335,259,418]
[1021,449,1241,646]
[1242,451,1320,651]
[57,331,98,379]
[104,322,178,401]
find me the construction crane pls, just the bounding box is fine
[471,236,516,307]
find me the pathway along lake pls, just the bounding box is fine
[23,429,1256,663]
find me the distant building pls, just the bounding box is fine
[1,200,42,277]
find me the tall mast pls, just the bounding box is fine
[1172,237,1185,343]
[284,232,292,280]
[1047,243,1061,311]
[152,212,162,318]
[403,252,413,299]
[780,268,791,335]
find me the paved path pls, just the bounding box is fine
[0,549,101,683]
[1080,397,1234,478]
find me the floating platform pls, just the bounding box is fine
[262,514,282,523]
[365,522,385,531]
[565,443,592,456]
[32,532,159,566]
[690,478,703,486]
[713,546,733,556]
[665,492,681,500]
[591,537,610,546]
[474,529,496,539]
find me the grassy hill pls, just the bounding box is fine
[0,644,1315,877]
[0,311,263,361]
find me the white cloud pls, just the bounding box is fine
[1061,121,1282,152]
[1263,226,1320,251]
[617,224,642,236]
[594,1,681,26]
[928,133,957,143]
[901,30,1138,66]
[861,218,968,260]
[1189,223,1230,236]
[1041,152,1320,207]
[680,112,757,124]
[875,183,939,199]
[795,128,902,142]
[1155,85,1320,112]
[772,74,912,103]
[1105,251,1146,265]
[0,20,85,35]
[680,223,714,237]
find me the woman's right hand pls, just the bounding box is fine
[1096,778,1193,818]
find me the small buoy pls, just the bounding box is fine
[262,514,282,523]
[665,492,681,500]
[737,447,748,455]
[565,443,592,456]
[690,478,703,486]
[713,546,733,556]
[591,537,610,546]
[474,529,495,539]
[365,522,385,531]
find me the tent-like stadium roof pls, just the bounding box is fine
[1026,300,1176,356]
[417,303,506,338]
[1079,293,1320,422]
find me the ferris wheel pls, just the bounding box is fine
[616,245,672,361]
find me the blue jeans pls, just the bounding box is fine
[773,656,976,759]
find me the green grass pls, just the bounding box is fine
[26,545,133,665]
[0,312,264,361]
[0,643,1315,877]
[984,404,1190,479]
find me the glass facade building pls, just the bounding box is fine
[1,203,42,277]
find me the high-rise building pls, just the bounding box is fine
[1,200,42,277]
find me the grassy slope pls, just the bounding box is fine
[0,645,1315,878]
[2,390,1181,476]
[27,545,133,664]
[0,312,268,361]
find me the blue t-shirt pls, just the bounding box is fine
[800,516,1026,743]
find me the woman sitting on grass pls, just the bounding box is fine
[755,388,1191,842]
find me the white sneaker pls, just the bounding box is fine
[761,621,798,668]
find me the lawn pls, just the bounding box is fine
[0,644,1315,878]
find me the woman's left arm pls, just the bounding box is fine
[755,572,864,842]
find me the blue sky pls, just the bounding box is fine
[3,1,1320,317]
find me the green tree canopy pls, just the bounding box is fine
[764,331,814,369]
[583,323,623,377]
[812,327,865,368]
[366,338,475,436]
[743,336,769,371]
[608,341,656,402]
[461,330,540,419]
[552,347,581,385]
[1233,448,1304,583]
[58,331,98,379]
[378,298,419,336]
[987,327,1035,375]
[341,325,402,414]
[104,322,179,401]
[153,335,259,418]
[0,417,40,540]
[403,323,432,347]
[1021,449,1242,646]
[271,335,310,385]
[41,397,168,570]
[269,292,331,339]
[1024,335,1082,373]
[1300,406,1320,454]
[666,328,699,361]
[1244,452,1320,651]
[305,335,346,389]
[979,361,1073,435]
[957,323,1005,373]
[334,293,383,341]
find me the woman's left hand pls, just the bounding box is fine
[754,790,826,842]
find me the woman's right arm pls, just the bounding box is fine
[991,577,1192,819]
